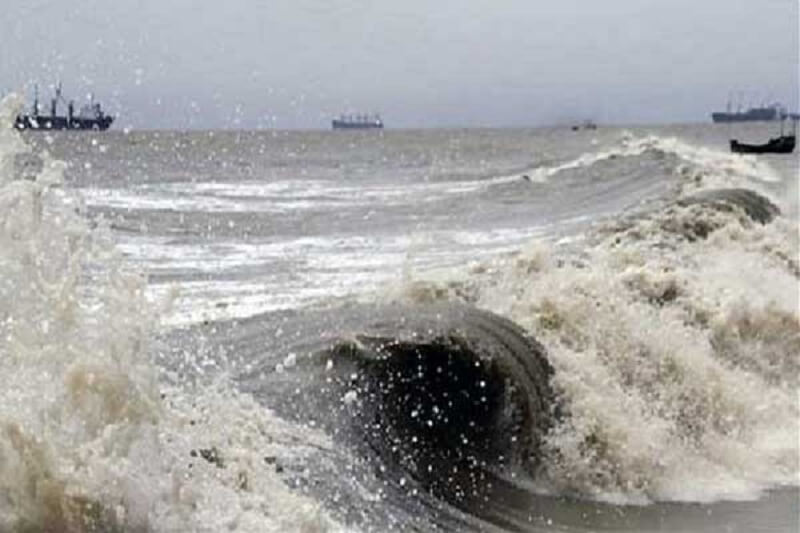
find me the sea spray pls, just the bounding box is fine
[0,95,341,532]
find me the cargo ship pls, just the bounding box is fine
[711,101,784,123]
[332,113,383,130]
[15,84,114,131]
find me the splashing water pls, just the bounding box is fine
[0,95,342,531]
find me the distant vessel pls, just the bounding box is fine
[332,113,383,130]
[711,99,784,123]
[15,83,114,131]
[571,120,598,131]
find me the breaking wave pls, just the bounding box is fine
[399,136,799,505]
[316,304,555,502]
[0,95,342,532]
[513,133,783,187]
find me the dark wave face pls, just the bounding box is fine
[321,305,555,505]
[229,303,555,519]
[678,188,780,225]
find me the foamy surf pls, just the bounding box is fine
[78,172,521,214]
[120,226,552,327]
[0,95,343,532]
[400,139,798,505]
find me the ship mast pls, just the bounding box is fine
[50,82,63,117]
[33,84,39,116]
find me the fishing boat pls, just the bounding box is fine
[15,83,114,131]
[730,118,797,154]
[730,135,795,154]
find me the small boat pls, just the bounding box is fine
[730,135,795,154]
[730,116,797,154]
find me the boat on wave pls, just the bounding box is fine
[730,118,797,154]
[15,83,114,131]
[730,135,795,154]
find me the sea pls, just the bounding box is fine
[1,93,798,532]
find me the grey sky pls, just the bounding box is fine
[2,0,797,129]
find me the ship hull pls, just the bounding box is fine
[711,109,779,123]
[15,115,114,131]
[730,135,795,154]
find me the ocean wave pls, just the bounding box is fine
[503,133,783,192]
[319,304,554,502]
[397,147,798,505]
[227,175,796,518]
[0,95,342,533]
[222,135,796,511]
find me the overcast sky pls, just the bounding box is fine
[1,0,797,129]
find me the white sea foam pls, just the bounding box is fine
[79,172,515,214]
[0,95,344,532]
[79,186,345,213]
[113,223,551,326]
